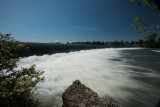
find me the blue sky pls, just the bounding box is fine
[0,0,150,43]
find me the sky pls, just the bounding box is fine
[0,0,151,43]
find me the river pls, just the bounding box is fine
[17,48,160,107]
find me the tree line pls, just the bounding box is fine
[66,38,160,48]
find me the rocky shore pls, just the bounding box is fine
[62,80,120,107]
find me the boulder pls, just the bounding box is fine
[62,80,120,107]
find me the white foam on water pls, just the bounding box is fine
[151,50,160,53]
[17,48,144,106]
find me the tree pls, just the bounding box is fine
[66,42,70,44]
[131,0,160,47]
[138,39,144,44]
[131,41,135,45]
[144,33,157,47]
[131,0,160,34]
[0,33,44,107]
[120,40,124,46]
[157,37,160,47]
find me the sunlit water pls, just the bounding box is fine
[17,48,160,107]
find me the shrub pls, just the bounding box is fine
[0,33,44,107]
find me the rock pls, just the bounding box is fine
[62,80,120,107]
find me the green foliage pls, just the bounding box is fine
[131,0,160,48]
[0,33,44,107]
[138,39,144,44]
[143,33,157,47]
[131,0,159,8]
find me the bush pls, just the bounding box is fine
[0,33,44,107]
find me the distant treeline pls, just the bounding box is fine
[17,42,133,57]
[67,39,160,48]
[67,40,144,46]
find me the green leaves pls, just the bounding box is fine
[134,14,144,24]
[131,0,160,48]
[131,0,158,8]
[0,33,44,107]
[131,0,140,5]
[143,0,152,6]
[131,0,160,37]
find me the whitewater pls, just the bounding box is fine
[17,48,160,107]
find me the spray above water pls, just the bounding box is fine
[17,48,160,107]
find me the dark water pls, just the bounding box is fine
[116,49,160,107]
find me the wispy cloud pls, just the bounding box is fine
[71,26,97,31]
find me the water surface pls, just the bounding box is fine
[17,48,160,107]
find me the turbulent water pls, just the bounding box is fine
[17,48,160,107]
